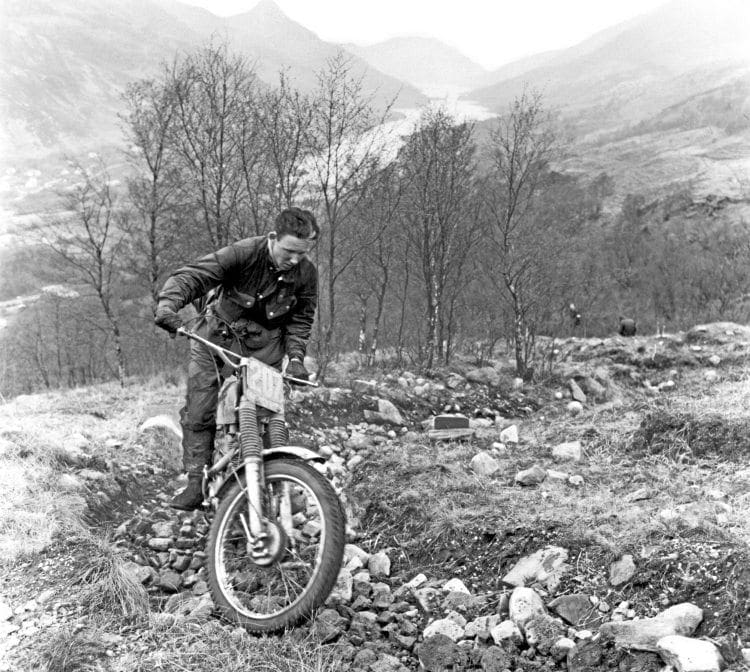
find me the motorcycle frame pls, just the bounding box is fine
[175,327,321,540]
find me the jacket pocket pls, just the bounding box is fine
[266,295,297,321]
[215,287,255,323]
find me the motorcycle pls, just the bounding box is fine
[176,327,345,633]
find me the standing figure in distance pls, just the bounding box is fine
[619,316,637,337]
[154,207,319,510]
[568,303,582,328]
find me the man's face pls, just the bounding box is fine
[269,233,314,271]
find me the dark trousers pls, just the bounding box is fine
[180,314,284,474]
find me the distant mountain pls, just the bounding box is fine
[466,0,750,201]
[466,0,750,131]
[344,36,488,94]
[0,0,426,162]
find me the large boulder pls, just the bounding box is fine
[364,398,404,426]
[139,414,182,472]
[657,636,723,672]
[465,367,501,386]
[599,603,703,651]
[686,322,750,344]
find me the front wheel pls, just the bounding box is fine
[206,459,345,633]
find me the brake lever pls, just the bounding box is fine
[284,375,319,387]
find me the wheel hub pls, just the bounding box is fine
[250,520,288,566]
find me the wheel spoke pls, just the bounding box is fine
[207,460,344,631]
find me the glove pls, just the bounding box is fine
[155,304,183,335]
[285,358,309,382]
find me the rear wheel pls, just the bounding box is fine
[206,459,345,632]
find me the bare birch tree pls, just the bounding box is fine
[305,53,395,373]
[169,41,256,246]
[398,108,480,368]
[484,89,559,378]
[44,161,128,384]
[122,77,186,308]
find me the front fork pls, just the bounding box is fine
[237,394,270,560]
[238,394,300,564]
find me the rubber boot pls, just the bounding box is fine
[170,474,204,511]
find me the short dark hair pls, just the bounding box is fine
[275,207,319,240]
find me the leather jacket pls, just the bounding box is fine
[157,236,317,360]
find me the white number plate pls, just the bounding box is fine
[244,358,284,412]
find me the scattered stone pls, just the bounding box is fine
[480,645,512,671]
[352,379,378,394]
[549,593,596,627]
[508,586,546,626]
[423,617,465,641]
[442,578,470,594]
[121,560,155,585]
[609,554,636,586]
[515,464,547,486]
[581,376,607,402]
[489,619,523,645]
[434,414,469,430]
[156,570,182,593]
[524,613,567,654]
[551,637,576,662]
[418,634,458,672]
[567,639,604,670]
[569,379,587,403]
[503,546,569,588]
[465,367,501,386]
[346,455,364,470]
[364,399,404,426]
[148,538,172,552]
[329,568,353,603]
[657,635,723,672]
[345,433,374,451]
[370,653,406,672]
[552,440,583,462]
[369,551,391,578]
[445,373,465,389]
[499,424,519,444]
[568,474,584,487]
[59,433,89,464]
[470,452,500,477]
[567,401,583,416]
[704,369,719,382]
[57,473,85,492]
[465,614,502,640]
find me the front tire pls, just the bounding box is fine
[206,459,345,633]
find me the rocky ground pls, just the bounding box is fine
[1,323,750,671]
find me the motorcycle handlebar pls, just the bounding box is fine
[176,327,318,387]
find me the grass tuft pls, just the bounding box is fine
[121,621,347,672]
[75,534,150,621]
[27,623,109,672]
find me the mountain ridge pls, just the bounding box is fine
[0,0,426,161]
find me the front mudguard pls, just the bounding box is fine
[210,445,325,504]
[262,446,325,463]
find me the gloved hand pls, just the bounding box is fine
[155,304,183,336]
[285,358,309,382]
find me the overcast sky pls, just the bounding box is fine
[179,0,670,69]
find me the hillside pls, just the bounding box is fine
[466,0,750,201]
[0,0,426,163]
[1,325,750,669]
[467,0,750,128]
[344,36,488,95]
